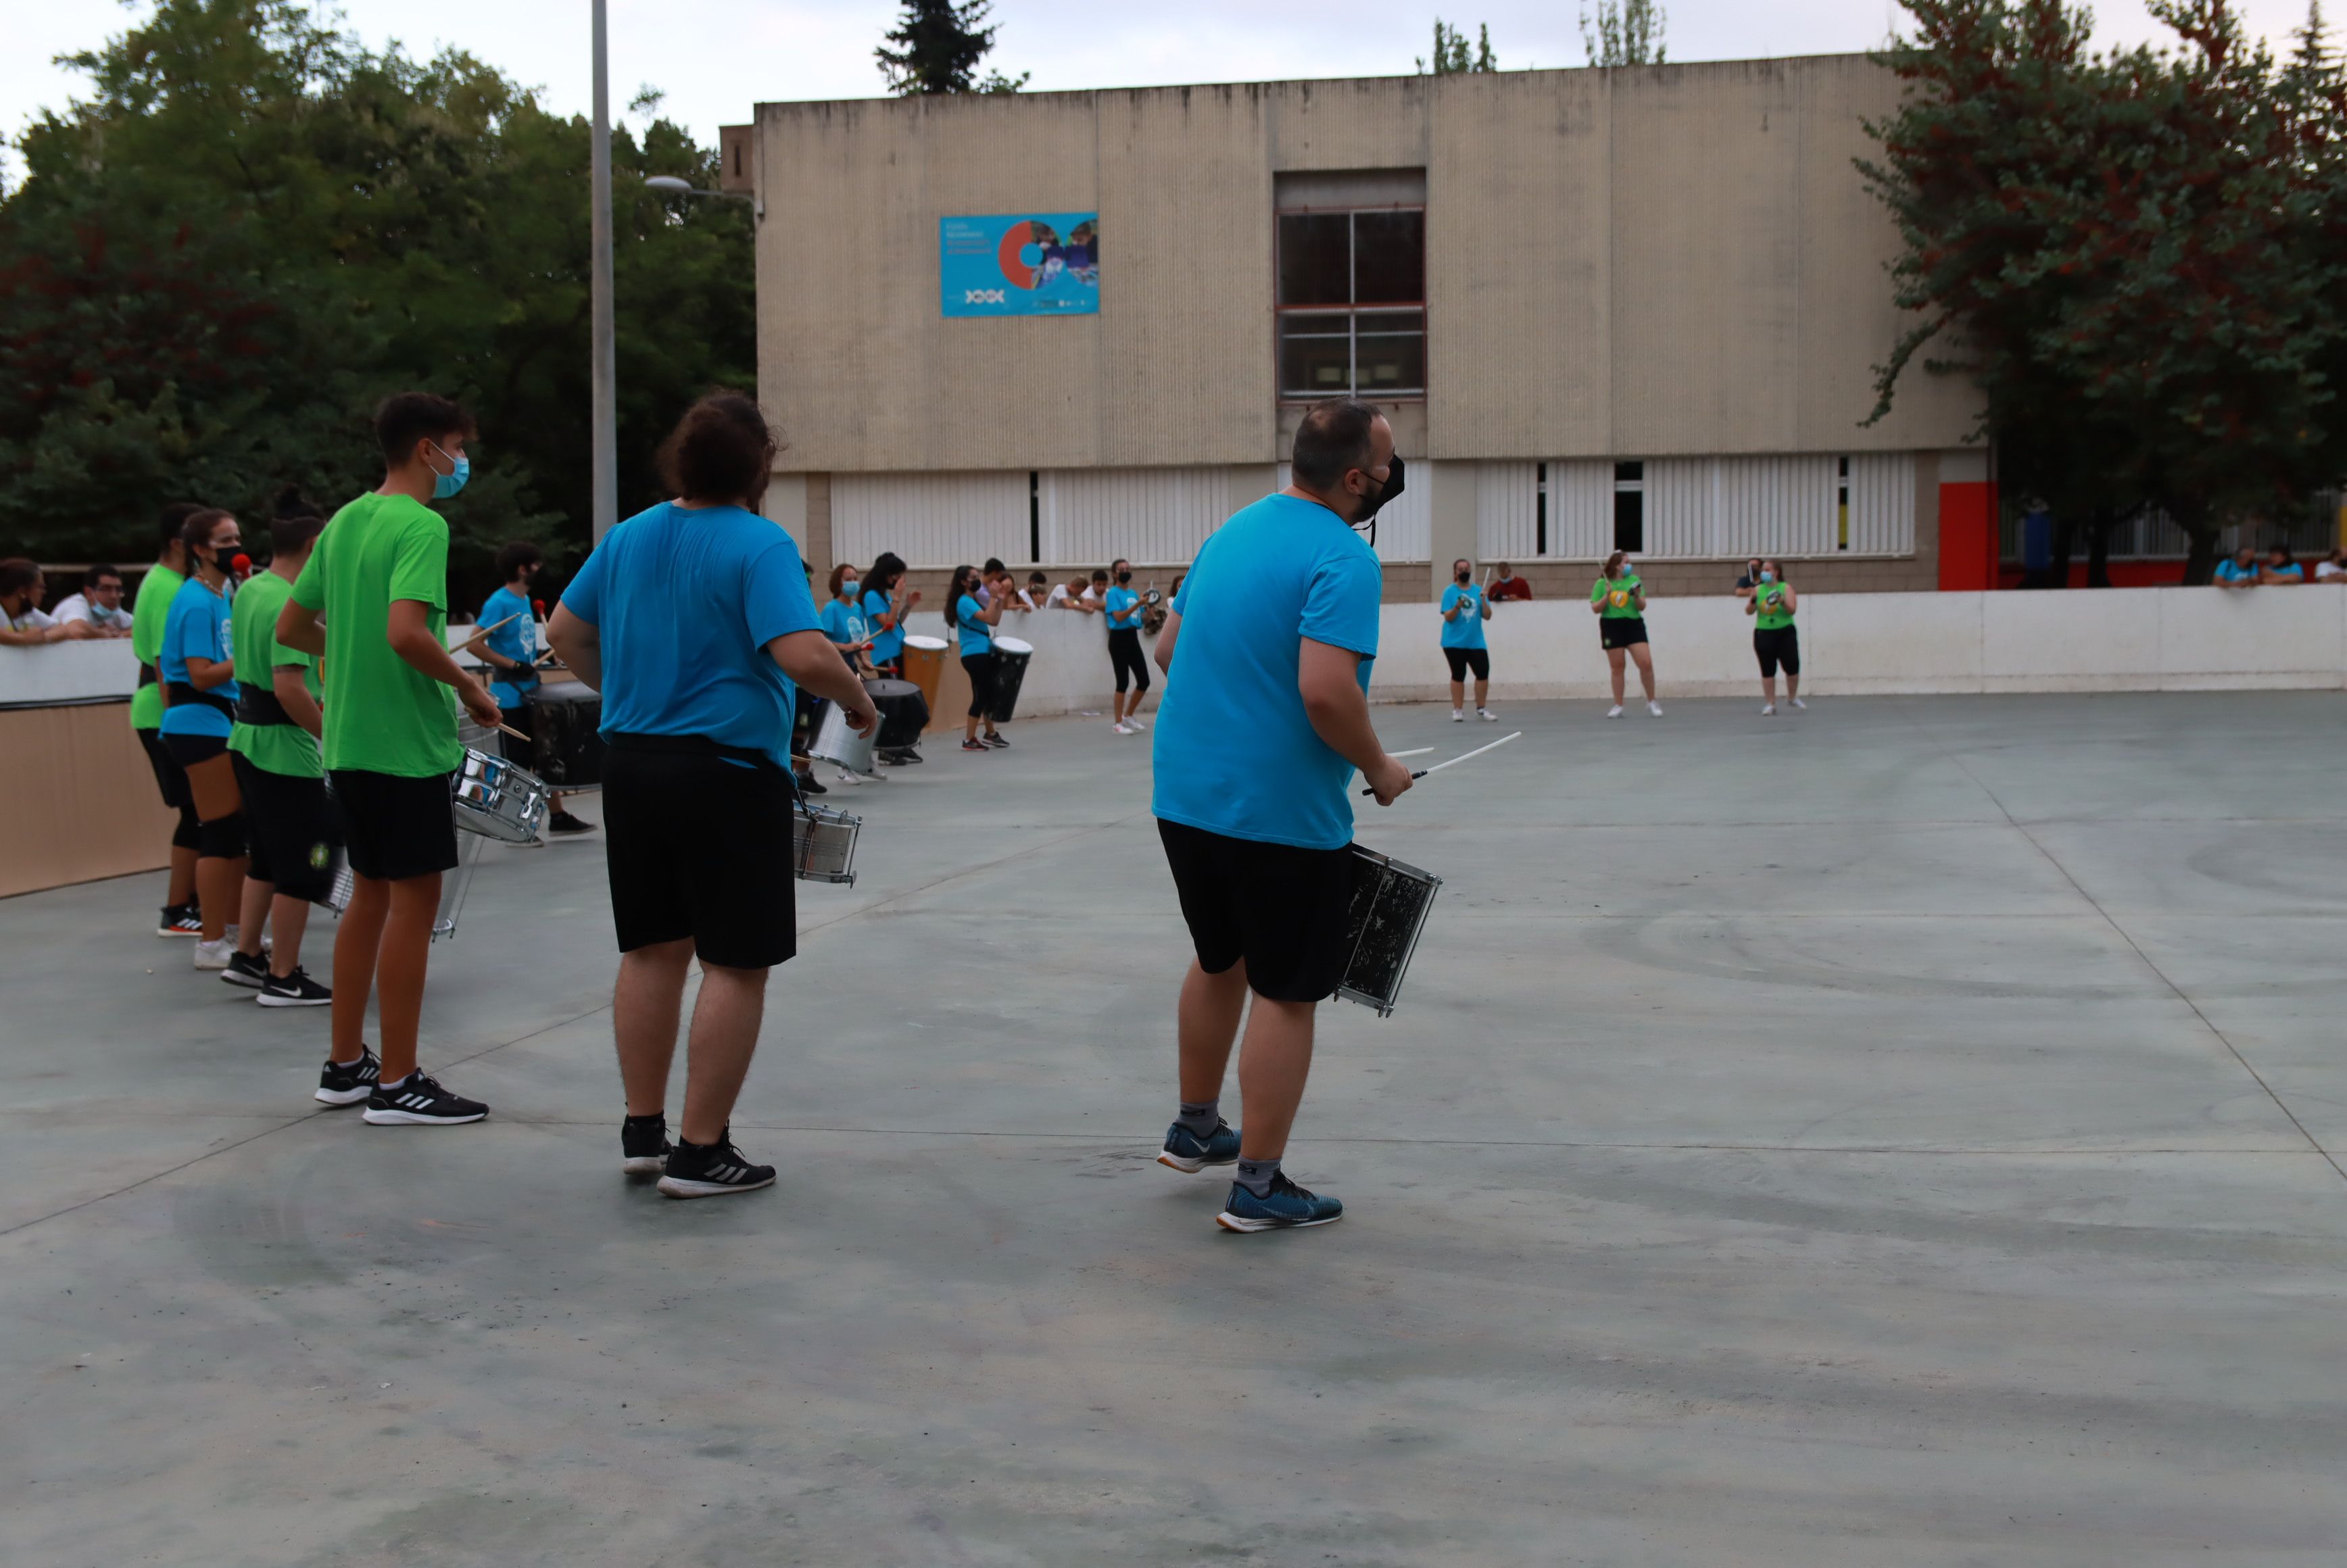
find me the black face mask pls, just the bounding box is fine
[1455,569,1472,583]
[1348,454,1404,546]
[1116,571,1131,584]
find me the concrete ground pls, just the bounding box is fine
[5,693,2345,1567]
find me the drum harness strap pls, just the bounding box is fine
[138,662,160,688]
[606,731,794,792]
[164,680,237,720]
[234,687,295,727]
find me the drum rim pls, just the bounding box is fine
[992,635,1036,654]
[902,634,949,649]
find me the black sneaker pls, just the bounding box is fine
[982,732,1011,748]
[315,1048,381,1106]
[959,738,989,753]
[796,770,828,795]
[220,950,270,990]
[883,747,923,765]
[363,1070,489,1125]
[548,808,596,835]
[259,967,333,1008]
[657,1129,775,1199]
[158,904,203,938]
[621,1114,672,1176]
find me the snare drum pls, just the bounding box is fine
[810,700,879,777]
[1334,846,1443,1016]
[989,635,1034,723]
[865,678,929,749]
[792,799,862,885]
[526,684,606,789]
[452,746,551,843]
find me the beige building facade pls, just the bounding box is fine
[733,55,1986,599]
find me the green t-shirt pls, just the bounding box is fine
[292,492,461,778]
[226,570,323,778]
[1753,580,1795,631]
[1591,574,1644,618]
[129,563,185,729]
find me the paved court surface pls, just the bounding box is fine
[5,693,2344,1567]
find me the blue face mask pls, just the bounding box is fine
[428,441,470,500]
[1759,570,1775,583]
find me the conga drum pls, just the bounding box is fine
[864,678,929,749]
[525,684,606,791]
[902,635,949,717]
[989,635,1034,723]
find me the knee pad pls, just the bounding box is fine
[198,810,248,861]
[172,803,204,853]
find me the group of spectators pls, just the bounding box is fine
[0,559,136,645]
[2215,544,2347,586]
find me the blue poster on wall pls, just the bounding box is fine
[940,212,1100,317]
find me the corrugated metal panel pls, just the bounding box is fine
[1845,454,1916,555]
[1274,464,1430,562]
[1475,462,1537,560]
[1549,460,1613,558]
[1039,468,1229,566]
[832,471,1031,569]
[1646,456,1837,557]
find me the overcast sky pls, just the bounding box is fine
[5,0,2322,181]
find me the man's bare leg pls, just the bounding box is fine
[1234,996,1315,1162]
[374,874,441,1084]
[1178,958,1249,1105]
[331,875,387,1066]
[614,939,693,1118]
[678,962,769,1146]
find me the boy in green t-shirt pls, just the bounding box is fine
[132,505,203,935]
[279,392,504,1123]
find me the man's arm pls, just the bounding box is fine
[544,604,600,691]
[272,665,324,739]
[276,598,326,656]
[1153,610,1181,672]
[769,629,877,733]
[387,599,502,727]
[1299,637,1413,806]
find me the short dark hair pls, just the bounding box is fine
[271,513,325,557]
[1291,397,1381,489]
[181,508,236,556]
[495,541,544,583]
[158,501,203,554]
[374,391,476,464]
[982,557,1007,575]
[656,391,777,504]
[271,483,320,521]
[0,558,41,597]
[1028,570,1047,585]
[85,564,124,588]
[1090,569,1109,583]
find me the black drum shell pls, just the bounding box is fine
[527,686,607,789]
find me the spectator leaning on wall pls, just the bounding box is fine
[0,558,95,645]
[2213,546,2260,589]
[1487,562,1533,601]
[2315,548,2346,582]
[52,566,136,637]
[2259,545,2304,585]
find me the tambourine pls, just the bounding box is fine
[1142,589,1165,606]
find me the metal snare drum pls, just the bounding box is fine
[792,799,862,885]
[452,745,550,843]
[1334,846,1443,1016]
[810,700,879,777]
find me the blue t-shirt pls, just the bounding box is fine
[158,575,238,737]
[957,593,992,655]
[861,587,904,663]
[820,599,869,647]
[2215,559,2256,583]
[1151,493,1384,850]
[559,501,821,769]
[1105,585,1144,631]
[480,584,539,708]
[2267,563,2304,582]
[1439,583,1487,650]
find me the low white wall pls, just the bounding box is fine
[0,639,141,706]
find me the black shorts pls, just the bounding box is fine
[1158,818,1358,1004]
[1754,625,1801,678]
[162,731,231,769]
[1443,645,1491,682]
[963,652,998,720]
[1107,627,1151,693]
[233,753,339,902]
[1600,616,1649,650]
[330,767,458,883]
[138,727,192,810]
[603,744,797,969]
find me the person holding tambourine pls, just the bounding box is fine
[1438,556,1496,722]
[1745,557,1804,714]
[1591,549,1660,718]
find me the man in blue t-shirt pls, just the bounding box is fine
[1439,558,1497,722]
[1148,397,1415,1235]
[548,393,877,1200]
[478,541,591,835]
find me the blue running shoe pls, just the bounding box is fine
[1158,1117,1241,1173]
[1217,1171,1343,1233]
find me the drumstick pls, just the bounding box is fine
[455,610,524,654]
[495,722,531,743]
[1390,747,1435,759]
[1361,731,1521,793]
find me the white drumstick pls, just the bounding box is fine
[1361,731,1521,793]
[1390,748,1435,759]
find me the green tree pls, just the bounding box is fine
[1420,20,1499,74]
[1582,0,1668,66]
[876,0,1028,96]
[0,0,755,604]
[1862,0,2347,584]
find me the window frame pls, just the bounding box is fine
[1274,203,1427,403]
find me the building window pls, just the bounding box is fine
[1614,462,1645,554]
[1276,207,1426,399]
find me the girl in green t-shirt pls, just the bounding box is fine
[1745,557,1804,714]
[1589,549,1660,718]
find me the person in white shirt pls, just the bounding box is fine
[0,559,93,645]
[51,566,136,637]
[2314,549,2346,583]
[1017,570,1052,612]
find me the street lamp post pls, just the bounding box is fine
[589,0,616,544]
